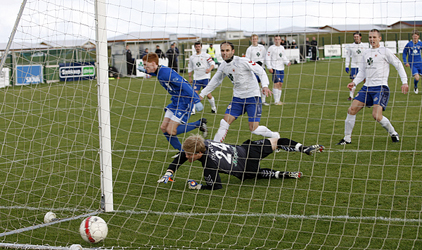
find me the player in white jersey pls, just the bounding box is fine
[337,29,408,145]
[246,34,269,105]
[266,35,291,105]
[199,41,279,143]
[188,41,216,114]
[345,31,368,100]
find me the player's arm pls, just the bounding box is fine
[344,46,351,72]
[386,48,408,93]
[199,69,224,99]
[188,56,194,83]
[157,152,188,183]
[402,45,409,67]
[282,50,291,66]
[245,47,252,60]
[248,60,269,89]
[265,47,273,73]
[349,54,366,88]
[187,162,222,190]
[206,56,215,73]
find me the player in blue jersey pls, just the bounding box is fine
[403,30,422,94]
[141,53,208,151]
[157,134,324,188]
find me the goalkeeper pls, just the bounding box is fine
[141,53,208,151]
[157,134,324,190]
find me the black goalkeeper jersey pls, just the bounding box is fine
[168,139,272,190]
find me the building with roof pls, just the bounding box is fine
[388,21,422,29]
[215,28,245,40]
[318,24,390,33]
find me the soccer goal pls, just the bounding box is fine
[1,0,421,249]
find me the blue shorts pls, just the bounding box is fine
[272,70,284,83]
[165,101,193,124]
[225,96,262,122]
[354,85,390,111]
[192,79,209,92]
[350,68,359,79]
[410,62,422,76]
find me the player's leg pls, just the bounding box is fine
[246,97,280,138]
[337,98,365,145]
[191,81,200,115]
[207,93,216,113]
[213,97,243,142]
[348,68,358,100]
[412,64,420,94]
[370,85,398,142]
[267,137,324,155]
[258,169,302,179]
[213,114,235,142]
[272,70,284,105]
[161,115,183,151]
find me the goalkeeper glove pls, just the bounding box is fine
[157,170,174,183]
[345,67,349,74]
[137,65,146,73]
[195,102,204,112]
[187,180,202,190]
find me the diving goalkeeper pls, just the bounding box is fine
[157,134,324,190]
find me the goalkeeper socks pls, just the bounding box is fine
[378,116,397,135]
[213,119,230,142]
[344,113,356,142]
[277,138,301,152]
[163,132,182,151]
[252,126,279,138]
[175,120,201,135]
[415,79,419,89]
[258,168,279,179]
[208,97,216,110]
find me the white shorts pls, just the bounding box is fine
[164,109,183,124]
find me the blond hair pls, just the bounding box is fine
[182,134,206,154]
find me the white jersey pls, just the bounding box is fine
[266,45,290,70]
[188,52,215,80]
[245,44,266,66]
[199,56,269,99]
[354,47,408,87]
[345,42,368,69]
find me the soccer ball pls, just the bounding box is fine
[79,216,108,243]
[44,212,57,223]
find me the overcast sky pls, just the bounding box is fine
[1,0,421,43]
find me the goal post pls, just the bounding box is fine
[95,0,113,213]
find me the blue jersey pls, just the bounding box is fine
[150,66,201,105]
[402,41,422,64]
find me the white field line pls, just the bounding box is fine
[0,206,420,223]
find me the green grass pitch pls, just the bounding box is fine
[0,58,421,249]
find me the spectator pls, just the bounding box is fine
[166,43,179,72]
[155,45,165,58]
[125,45,134,75]
[311,37,318,61]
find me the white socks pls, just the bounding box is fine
[378,116,397,135]
[273,88,282,103]
[344,113,356,142]
[208,97,216,110]
[251,126,279,138]
[261,92,266,103]
[213,119,230,142]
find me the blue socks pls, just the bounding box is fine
[164,119,202,151]
[415,79,419,89]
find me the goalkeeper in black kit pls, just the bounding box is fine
[157,134,324,190]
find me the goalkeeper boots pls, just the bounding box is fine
[199,118,208,138]
[303,145,325,155]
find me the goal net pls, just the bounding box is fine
[0,0,421,249]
